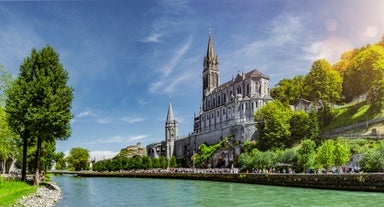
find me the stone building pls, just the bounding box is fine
[147,33,272,165]
[146,101,178,160]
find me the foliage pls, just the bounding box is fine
[92,155,169,171]
[270,75,305,106]
[303,59,342,107]
[53,152,66,170]
[255,100,292,150]
[5,46,73,184]
[316,140,335,171]
[277,148,298,166]
[0,180,37,206]
[67,147,90,171]
[255,101,319,150]
[333,138,352,169]
[297,139,316,172]
[343,44,384,102]
[194,138,228,167]
[0,65,14,107]
[358,141,384,172]
[0,108,17,174]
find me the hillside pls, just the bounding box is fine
[322,101,384,136]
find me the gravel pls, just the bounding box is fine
[13,182,62,207]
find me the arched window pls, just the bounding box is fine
[237,86,241,95]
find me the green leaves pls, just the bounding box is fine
[303,59,342,107]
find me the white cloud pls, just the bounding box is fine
[96,118,111,124]
[158,36,192,77]
[78,109,93,118]
[143,33,163,43]
[121,116,144,124]
[90,151,118,161]
[149,36,192,93]
[96,134,148,144]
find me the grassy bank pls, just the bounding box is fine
[0,179,37,207]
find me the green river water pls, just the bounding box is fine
[52,175,384,207]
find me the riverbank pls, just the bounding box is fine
[13,182,62,207]
[78,171,384,192]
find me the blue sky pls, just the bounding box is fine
[0,0,383,159]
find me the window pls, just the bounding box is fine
[237,86,241,95]
[217,111,219,117]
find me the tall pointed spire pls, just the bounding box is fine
[166,101,175,123]
[203,30,218,71]
[206,30,215,62]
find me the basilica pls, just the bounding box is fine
[146,33,273,166]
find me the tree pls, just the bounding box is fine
[316,140,335,172]
[0,108,16,174]
[67,147,90,171]
[304,59,342,106]
[53,152,66,170]
[303,59,342,127]
[0,66,16,174]
[289,110,310,145]
[270,75,305,106]
[343,45,384,102]
[297,139,316,172]
[333,138,351,172]
[5,46,74,185]
[255,100,292,150]
[358,141,384,172]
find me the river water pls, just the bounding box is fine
[52,175,384,207]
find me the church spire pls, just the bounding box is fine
[203,30,218,71]
[202,30,220,98]
[166,101,175,123]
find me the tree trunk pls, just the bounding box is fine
[34,136,42,186]
[21,134,28,181]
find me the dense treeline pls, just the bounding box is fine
[271,36,384,128]
[238,138,353,173]
[92,155,177,172]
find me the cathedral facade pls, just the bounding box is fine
[147,33,272,165]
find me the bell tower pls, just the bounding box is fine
[165,101,178,161]
[203,31,219,98]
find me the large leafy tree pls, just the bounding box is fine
[255,100,292,150]
[343,45,384,103]
[270,75,305,106]
[67,147,90,171]
[316,140,335,172]
[333,138,351,172]
[297,139,316,172]
[303,59,342,107]
[5,46,73,184]
[303,59,342,127]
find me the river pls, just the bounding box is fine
[52,175,384,207]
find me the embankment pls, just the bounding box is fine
[78,172,384,192]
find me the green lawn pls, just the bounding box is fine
[0,179,37,207]
[323,101,384,131]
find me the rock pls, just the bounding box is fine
[13,182,62,207]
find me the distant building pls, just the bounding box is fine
[147,33,273,165]
[116,142,146,158]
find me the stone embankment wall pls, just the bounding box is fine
[79,172,384,192]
